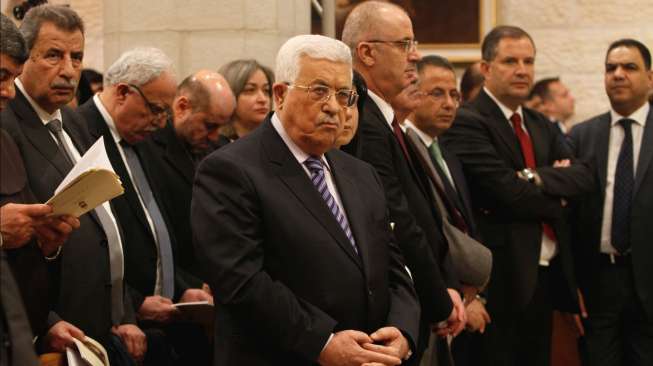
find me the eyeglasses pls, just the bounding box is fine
[128,84,171,120]
[365,39,419,53]
[426,88,461,106]
[288,84,359,107]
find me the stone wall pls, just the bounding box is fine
[498,0,653,124]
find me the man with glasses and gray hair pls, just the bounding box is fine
[192,33,420,366]
[341,1,466,362]
[78,47,212,365]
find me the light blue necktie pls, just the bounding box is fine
[303,156,358,254]
[121,142,175,298]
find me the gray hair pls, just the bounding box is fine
[20,4,85,52]
[219,59,274,99]
[341,1,407,52]
[104,47,173,87]
[1,13,27,63]
[275,34,352,84]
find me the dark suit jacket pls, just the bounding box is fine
[137,122,204,287]
[77,99,191,307]
[0,89,132,342]
[440,89,594,315]
[568,104,653,319]
[191,117,420,365]
[351,99,456,325]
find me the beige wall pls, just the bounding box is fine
[498,0,653,124]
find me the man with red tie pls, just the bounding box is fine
[440,25,594,366]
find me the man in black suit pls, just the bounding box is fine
[440,25,594,366]
[403,55,490,366]
[341,1,466,360]
[0,5,145,363]
[568,39,653,366]
[139,70,235,284]
[191,33,419,366]
[77,47,212,365]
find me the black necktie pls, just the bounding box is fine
[611,118,634,254]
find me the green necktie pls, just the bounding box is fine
[428,140,453,185]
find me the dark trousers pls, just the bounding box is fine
[140,320,211,366]
[481,266,553,366]
[583,257,653,366]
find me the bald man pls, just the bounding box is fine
[139,70,236,284]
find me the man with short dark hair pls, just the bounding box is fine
[441,25,594,365]
[460,61,484,103]
[569,38,653,366]
[341,2,466,362]
[0,5,145,364]
[528,77,576,133]
[139,70,235,283]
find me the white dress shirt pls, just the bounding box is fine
[15,80,125,275]
[484,87,557,265]
[367,89,396,129]
[94,94,165,295]
[600,102,649,254]
[404,120,455,186]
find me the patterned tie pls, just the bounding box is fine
[510,113,557,242]
[121,142,175,298]
[611,119,634,254]
[46,119,124,323]
[303,156,358,254]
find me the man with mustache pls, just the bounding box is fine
[569,39,653,366]
[137,70,235,285]
[440,25,594,365]
[0,5,147,364]
[77,47,213,365]
[341,1,466,363]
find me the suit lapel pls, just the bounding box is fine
[595,114,611,193]
[159,123,195,184]
[442,148,476,233]
[475,90,524,168]
[261,120,363,270]
[635,106,653,194]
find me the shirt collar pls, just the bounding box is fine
[484,86,523,122]
[15,78,63,125]
[367,89,395,129]
[270,112,331,171]
[93,94,123,144]
[404,119,435,147]
[609,102,650,127]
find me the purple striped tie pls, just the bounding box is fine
[304,156,358,254]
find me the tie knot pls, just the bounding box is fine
[510,113,522,128]
[46,119,63,134]
[303,156,324,173]
[619,118,634,131]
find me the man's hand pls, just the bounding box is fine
[317,330,402,366]
[465,298,491,333]
[435,289,467,337]
[179,288,213,304]
[112,324,147,362]
[43,321,85,352]
[553,159,571,168]
[361,326,411,361]
[137,295,180,323]
[34,215,80,255]
[0,203,52,248]
[461,285,479,306]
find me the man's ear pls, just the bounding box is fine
[115,84,130,104]
[272,83,288,110]
[173,95,191,119]
[357,43,376,67]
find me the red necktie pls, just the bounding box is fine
[510,113,557,242]
[392,118,411,161]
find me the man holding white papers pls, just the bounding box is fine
[0,5,145,365]
[77,47,212,366]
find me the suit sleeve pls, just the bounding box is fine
[358,119,453,323]
[191,153,337,362]
[441,108,564,221]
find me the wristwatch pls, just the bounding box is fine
[521,168,536,183]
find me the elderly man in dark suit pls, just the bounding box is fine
[440,25,594,366]
[0,5,145,364]
[340,2,466,362]
[569,39,653,366]
[77,47,212,365]
[192,34,420,366]
[138,70,235,284]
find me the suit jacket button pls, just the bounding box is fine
[368,289,373,297]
